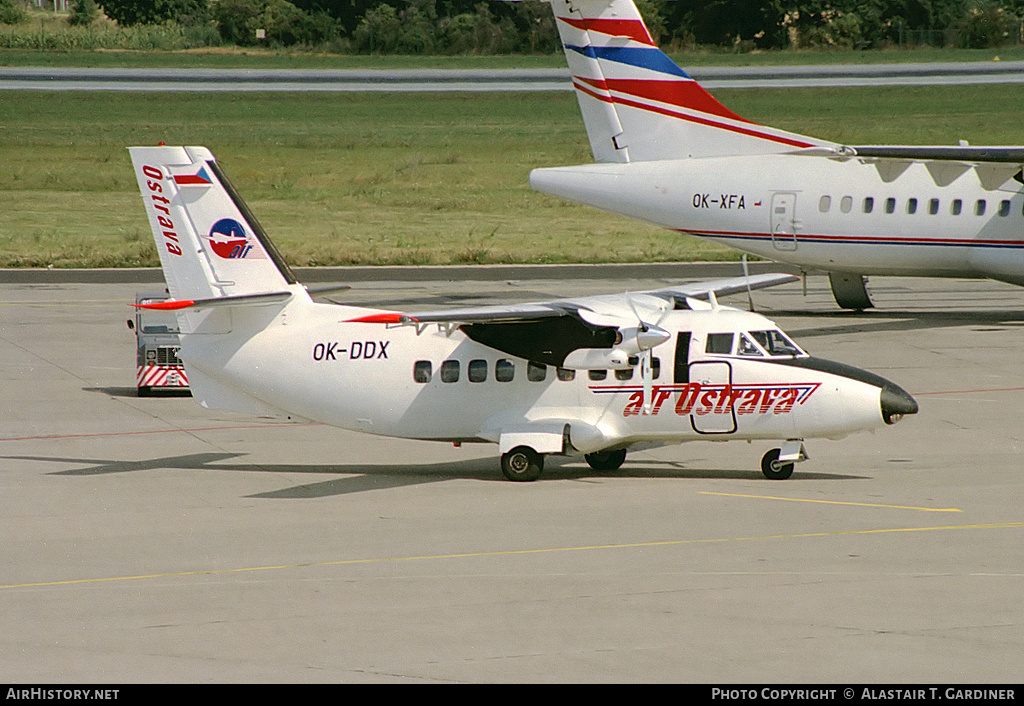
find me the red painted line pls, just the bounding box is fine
[0,423,322,443]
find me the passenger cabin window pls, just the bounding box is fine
[527,361,547,382]
[951,199,963,215]
[907,198,918,215]
[819,195,831,213]
[706,333,734,354]
[556,367,575,381]
[615,368,633,381]
[863,197,874,214]
[976,200,986,216]
[840,196,853,214]
[495,359,514,382]
[468,359,487,383]
[413,360,432,383]
[999,200,1011,217]
[440,360,460,383]
[589,370,607,381]
[929,198,940,215]
[885,198,896,214]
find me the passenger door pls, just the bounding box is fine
[770,192,798,251]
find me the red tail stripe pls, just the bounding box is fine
[575,76,749,123]
[558,17,654,45]
[572,79,815,150]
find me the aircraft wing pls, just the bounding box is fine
[845,145,1024,164]
[799,145,1024,189]
[349,273,798,326]
[347,273,799,367]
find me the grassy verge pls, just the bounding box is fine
[2,45,1023,69]
[1,84,1022,268]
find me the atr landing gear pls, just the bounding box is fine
[828,272,873,310]
[584,448,627,472]
[501,446,544,482]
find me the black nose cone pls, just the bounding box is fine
[881,384,918,424]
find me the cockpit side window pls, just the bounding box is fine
[705,333,734,354]
[736,333,764,357]
[750,329,803,357]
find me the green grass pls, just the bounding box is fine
[1,84,1023,268]
[2,45,1023,69]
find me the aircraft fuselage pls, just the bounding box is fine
[180,300,909,455]
[531,155,1024,285]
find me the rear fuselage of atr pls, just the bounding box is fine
[531,155,1024,286]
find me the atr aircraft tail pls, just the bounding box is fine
[550,0,835,161]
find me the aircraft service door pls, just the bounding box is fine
[688,360,736,434]
[770,192,798,251]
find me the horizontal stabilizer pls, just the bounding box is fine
[133,290,292,312]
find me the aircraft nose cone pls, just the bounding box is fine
[881,384,918,425]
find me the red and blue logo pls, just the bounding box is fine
[172,166,213,187]
[206,218,255,259]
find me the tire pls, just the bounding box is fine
[501,446,544,482]
[761,448,794,480]
[585,448,627,472]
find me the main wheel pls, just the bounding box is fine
[501,446,544,482]
[761,448,794,480]
[585,448,627,472]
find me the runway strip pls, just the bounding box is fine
[2,61,1022,91]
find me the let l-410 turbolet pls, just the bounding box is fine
[130,145,916,481]
[530,0,1024,309]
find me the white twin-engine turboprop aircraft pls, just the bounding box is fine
[130,145,916,481]
[531,0,1024,309]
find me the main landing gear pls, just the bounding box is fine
[500,446,544,482]
[499,446,629,481]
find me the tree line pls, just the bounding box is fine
[4,0,1023,51]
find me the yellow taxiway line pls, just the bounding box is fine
[4,521,1021,591]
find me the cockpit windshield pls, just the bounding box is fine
[749,329,803,357]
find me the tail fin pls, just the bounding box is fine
[550,0,834,161]
[129,146,299,303]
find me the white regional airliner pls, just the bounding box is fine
[530,0,1024,309]
[129,145,916,481]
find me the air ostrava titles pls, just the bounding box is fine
[620,383,817,418]
[142,165,182,257]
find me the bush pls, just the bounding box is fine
[213,0,339,46]
[0,0,26,25]
[99,0,210,27]
[955,1,1019,48]
[68,0,101,26]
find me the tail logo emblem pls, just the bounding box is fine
[207,218,254,259]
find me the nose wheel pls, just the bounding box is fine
[761,448,795,480]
